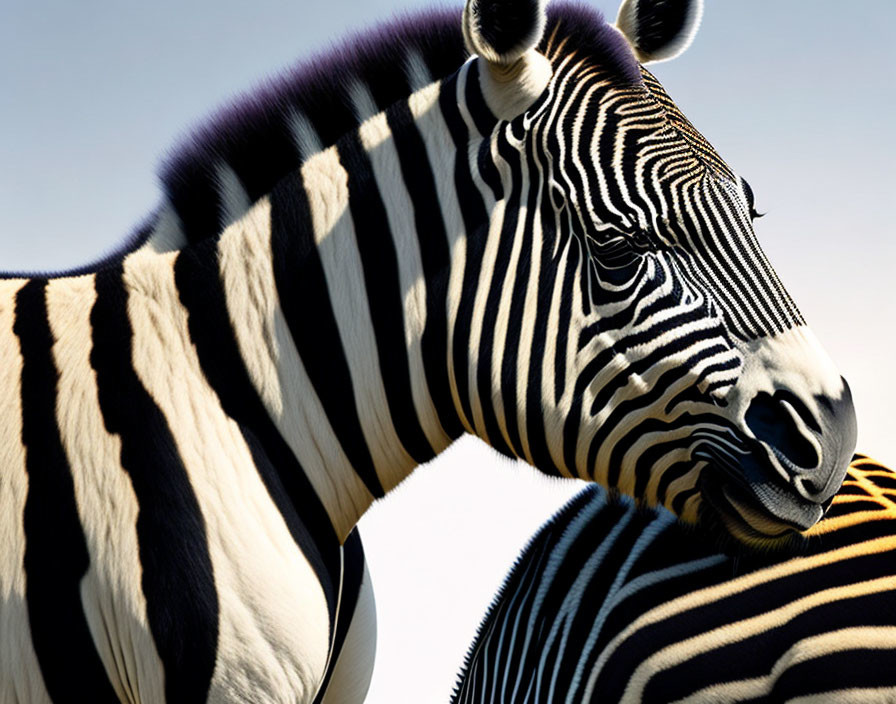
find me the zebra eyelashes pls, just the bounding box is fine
[741,178,765,221]
[630,228,661,253]
[615,0,704,64]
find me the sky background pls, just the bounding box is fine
[2,0,894,701]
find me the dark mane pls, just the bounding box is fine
[3,3,639,279]
[161,7,468,244]
[540,2,640,83]
[162,2,639,246]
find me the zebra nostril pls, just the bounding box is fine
[795,475,824,500]
[745,391,819,470]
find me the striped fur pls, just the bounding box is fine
[0,1,861,701]
[453,455,896,703]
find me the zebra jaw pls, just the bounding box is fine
[698,477,809,551]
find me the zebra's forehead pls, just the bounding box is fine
[639,67,737,182]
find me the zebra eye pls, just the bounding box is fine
[741,178,764,221]
[631,229,656,253]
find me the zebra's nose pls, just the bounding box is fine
[745,391,819,469]
[745,378,856,505]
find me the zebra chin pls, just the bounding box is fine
[697,468,821,550]
[695,327,858,546]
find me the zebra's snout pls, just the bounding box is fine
[744,376,856,510]
[699,329,858,541]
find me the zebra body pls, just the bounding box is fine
[453,455,896,703]
[0,0,859,700]
[0,263,376,702]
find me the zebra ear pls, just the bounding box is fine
[462,0,547,66]
[462,0,552,120]
[615,0,703,64]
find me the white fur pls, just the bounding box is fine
[46,275,166,703]
[216,196,374,542]
[0,279,52,704]
[349,82,379,125]
[215,162,252,226]
[404,49,433,93]
[477,50,552,122]
[358,93,454,454]
[143,200,186,254]
[288,109,324,162]
[319,562,377,704]
[461,0,552,121]
[301,148,419,493]
[123,250,332,702]
[407,67,475,433]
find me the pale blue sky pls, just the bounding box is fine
[2,1,894,701]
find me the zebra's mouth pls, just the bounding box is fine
[693,438,826,547]
[698,474,807,548]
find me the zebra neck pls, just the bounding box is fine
[208,79,482,538]
[123,66,495,541]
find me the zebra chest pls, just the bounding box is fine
[78,372,339,704]
[0,279,338,703]
[32,415,335,704]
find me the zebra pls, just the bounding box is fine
[0,0,858,701]
[452,454,896,703]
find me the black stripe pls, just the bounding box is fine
[681,199,762,341]
[14,279,119,703]
[269,169,385,498]
[468,64,503,199]
[604,549,896,690]
[590,333,727,420]
[521,127,559,474]
[313,528,368,704]
[770,646,896,697]
[574,305,715,395]
[439,70,490,431]
[645,589,896,702]
[337,131,437,465]
[576,265,668,350]
[474,130,522,458]
[704,186,783,335]
[455,65,509,448]
[384,97,464,440]
[173,240,340,622]
[90,266,218,703]
[464,61,499,138]
[552,227,579,405]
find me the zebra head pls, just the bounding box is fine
[460,0,856,545]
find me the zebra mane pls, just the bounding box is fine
[159,7,467,244]
[5,3,639,279]
[160,2,639,246]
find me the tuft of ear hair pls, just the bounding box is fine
[463,0,547,66]
[615,0,703,64]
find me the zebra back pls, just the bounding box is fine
[453,455,896,703]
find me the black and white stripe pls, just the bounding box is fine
[0,0,859,700]
[453,455,896,703]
